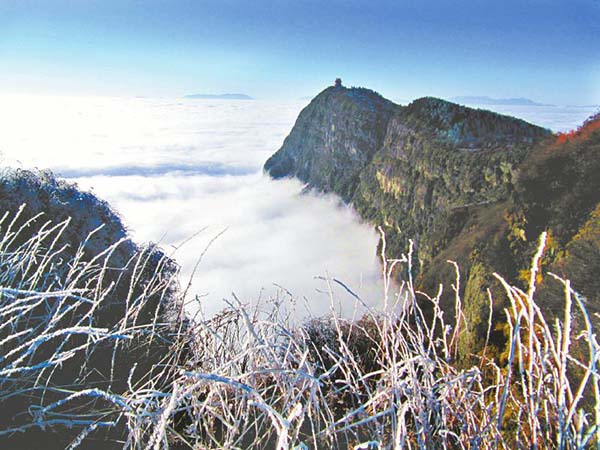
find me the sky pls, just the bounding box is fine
[0,0,599,104]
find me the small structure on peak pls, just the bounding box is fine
[334,78,342,88]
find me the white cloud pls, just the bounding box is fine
[0,95,385,318]
[76,172,384,318]
[0,94,594,319]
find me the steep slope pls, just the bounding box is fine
[353,97,550,261]
[265,85,600,362]
[424,113,600,359]
[264,85,400,201]
[517,114,600,316]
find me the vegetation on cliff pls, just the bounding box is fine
[264,85,600,365]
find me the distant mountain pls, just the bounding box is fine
[184,93,253,100]
[451,95,551,106]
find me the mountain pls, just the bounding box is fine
[451,95,551,106]
[183,93,253,100]
[266,85,399,200]
[265,84,600,362]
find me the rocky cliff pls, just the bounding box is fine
[264,85,399,201]
[265,84,600,362]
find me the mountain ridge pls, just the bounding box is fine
[451,95,552,106]
[265,84,600,362]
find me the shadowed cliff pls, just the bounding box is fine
[264,85,400,201]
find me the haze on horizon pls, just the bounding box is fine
[0,0,598,105]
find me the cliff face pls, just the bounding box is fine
[353,97,550,261]
[265,85,600,362]
[264,86,399,201]
[265,87,550,265]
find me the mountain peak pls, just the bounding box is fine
[264,85,399,199]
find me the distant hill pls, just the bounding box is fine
[184,93,253,100]
[451,95,551,106]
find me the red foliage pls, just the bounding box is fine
[556,113,600,145]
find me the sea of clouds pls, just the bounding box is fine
[0,94,596,319]
[0,95,384,319]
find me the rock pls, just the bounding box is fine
[264,85,400,201]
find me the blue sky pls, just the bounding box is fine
[0,0,598,104]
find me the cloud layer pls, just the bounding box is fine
[457,103,599,133]
[0,95,385,318]
[77,172,384,318]
[0,94,595,318]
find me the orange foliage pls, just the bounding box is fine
[555,113,600,145]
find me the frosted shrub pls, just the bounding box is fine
[0,204,182,449]
[1,200,598,449]
[128,230,600,449]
